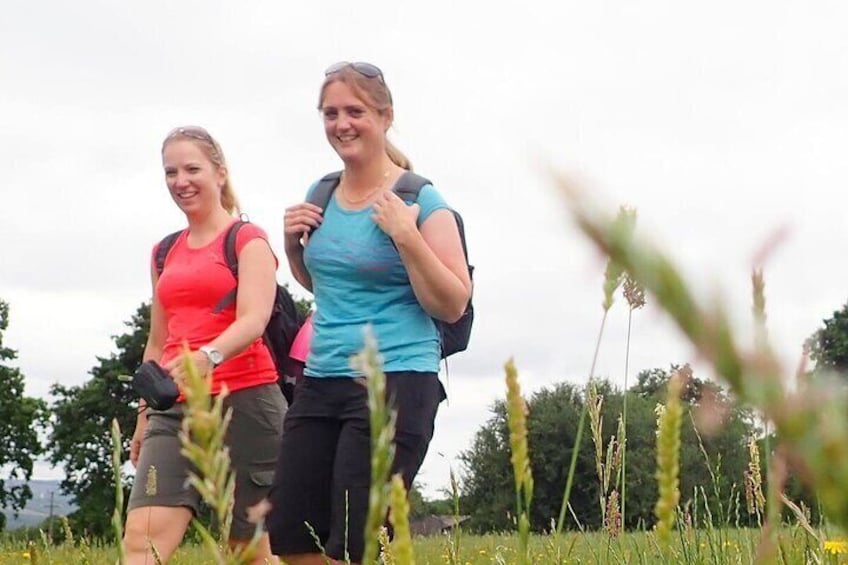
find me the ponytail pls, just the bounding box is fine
[386,139,412,171]
[220,179,241,216]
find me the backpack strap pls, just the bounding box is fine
[154,230,183,276]
[392,171,431,202]
[396,171,471,266]
[212,221,248,313]
[223,220,247,278]
[306,171,343,212]
[305,170,432,218]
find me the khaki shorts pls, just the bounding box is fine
[128,383,286,539]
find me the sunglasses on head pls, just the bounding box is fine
[166,126,214,143]
[324,61,385,81]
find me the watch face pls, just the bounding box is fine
[202,347,223,366]
[209,350,223,365]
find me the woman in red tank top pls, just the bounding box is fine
[123,126,284,565]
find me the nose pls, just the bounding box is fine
[335,112,351,131]
[173,171,191,187]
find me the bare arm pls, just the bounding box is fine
[284,243,313,293]
[283,202,323,292]
[132,263,167,466]
[373,192,471,322]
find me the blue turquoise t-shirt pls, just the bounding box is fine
[302,180,449,377]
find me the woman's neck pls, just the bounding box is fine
[342,157,398,193]
[185,208,234,244]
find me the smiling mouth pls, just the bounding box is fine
[176,190,199,199]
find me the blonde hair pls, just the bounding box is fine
[318,67,412,171]
[161,126,241,215]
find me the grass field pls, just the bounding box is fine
[1,529,846,564]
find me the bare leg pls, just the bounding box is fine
[124,506,192,564]
[229,532,279,564]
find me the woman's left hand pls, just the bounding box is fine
[372,191,420,242]
[163,350,212,385]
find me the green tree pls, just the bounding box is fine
[460,371,754,533]
[48,303,149,538]
[808,300,848,376]
[633,366,753,527]
[459,400,514,532]
[0,299,48,518]
[407,483,454,519]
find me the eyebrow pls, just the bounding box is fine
[322,104,367,112]
[164,161,204,170]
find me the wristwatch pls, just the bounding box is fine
[199,345,224,368]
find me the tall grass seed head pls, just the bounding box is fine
[505,358,531,493]
[623,273,646,310]
[654,370,683,546]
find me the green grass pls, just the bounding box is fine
[1,529,845,564]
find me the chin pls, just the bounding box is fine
[335,149,364,165]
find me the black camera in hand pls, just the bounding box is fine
[132,360,179,411]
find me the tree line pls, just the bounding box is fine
[1,296,846,536]
[457,368,815,532]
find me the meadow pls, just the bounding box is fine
[2,529,847,564]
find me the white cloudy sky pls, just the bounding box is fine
[2,1,847,497]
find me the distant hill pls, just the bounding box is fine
[2,480,76,530]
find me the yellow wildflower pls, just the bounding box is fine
[825,540,848,554]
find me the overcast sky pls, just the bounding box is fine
[3,1,847,498]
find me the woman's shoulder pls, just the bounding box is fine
[236,220,268,236]
[233,221,270,250]
[413,180,449,224]
[417,182,444,202]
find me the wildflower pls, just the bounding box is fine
[825,540,848,554]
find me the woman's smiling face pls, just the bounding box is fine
[320,80,390,165]
[162,139,226,215]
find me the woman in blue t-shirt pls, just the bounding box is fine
[267,62,472,565]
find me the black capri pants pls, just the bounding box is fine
[267,372,445,562]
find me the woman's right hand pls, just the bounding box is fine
[130,411,148,467]
[284,202,323,251]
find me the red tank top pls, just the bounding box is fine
[152,221,278,396]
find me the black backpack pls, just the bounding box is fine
[154,222,306,405]
[308,171,474,358]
